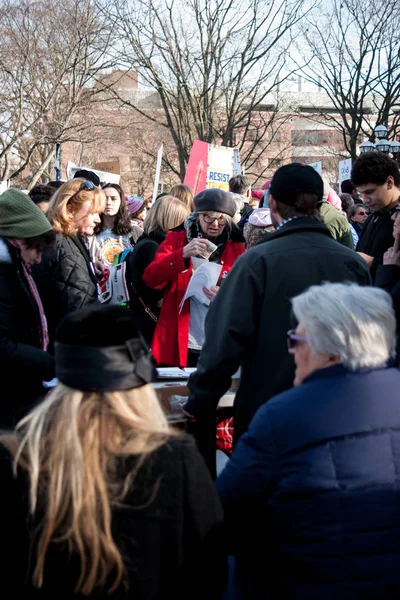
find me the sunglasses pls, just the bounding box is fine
[68,180,95,203]
[357,211,367,216]
[287,329,312,350]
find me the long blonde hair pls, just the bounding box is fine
[47,178,106,236]
[144,195,190,236]
[0,383,171,594]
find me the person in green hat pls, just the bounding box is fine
[0,188,56,426]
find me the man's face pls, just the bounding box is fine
[356,176,395,212]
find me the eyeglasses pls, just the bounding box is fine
[68,180,95,203]
[357,211,367,216]
[201,214,226,225]
[287,329,312,350]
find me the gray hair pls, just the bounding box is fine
[230,193,245,212]
[291,283,396,370]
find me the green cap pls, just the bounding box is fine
[0,188,52,239]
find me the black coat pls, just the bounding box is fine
[375,263,400,335]
[187,218,371,474]
[356,209,395,280]
[126,230,166,345]
[34,234,99,345]
[0,238,54,426]
[0,435,227,599]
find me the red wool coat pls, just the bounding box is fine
[143,229,245,366]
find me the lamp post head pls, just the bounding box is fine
[374,124,388,139]
[359,140,376,153]
[375,138,391,153]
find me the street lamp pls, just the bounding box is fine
[390,140,400,164]
[374,124,388,139]
[375,138,391,153]
[359,140,376,153]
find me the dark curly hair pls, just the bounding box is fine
[94,183,132,236]
[351,152,400,187]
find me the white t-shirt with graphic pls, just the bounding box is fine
[90,229,133,304]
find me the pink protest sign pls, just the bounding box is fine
[184,141,241,194]
[183,140,208,194]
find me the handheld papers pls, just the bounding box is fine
[179,261,222,311]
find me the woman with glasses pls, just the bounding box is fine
[143,189,245,367]
[350,204,369,235]
[217,282,400,599]
[34,178,105,346]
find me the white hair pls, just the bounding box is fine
[230,193,245,212]
[291,283,396,370]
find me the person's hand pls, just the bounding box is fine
[203,285,220,302]
[182,238,210,259]
[94,260,104,279]
[383,237,400,267]
[357,252,375,268]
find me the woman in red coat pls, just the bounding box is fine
[143,189,245,367]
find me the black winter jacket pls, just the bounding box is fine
[187,218,371,474]
[0,435,227,599]
[0,238,54,425]
[126,229,166,345]
[34,234,99,345]
[356,208,395,280]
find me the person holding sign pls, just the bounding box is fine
[143,189,245,367]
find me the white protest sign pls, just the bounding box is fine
[207,145,241,191]
[66,161,120,184]
[339,158,352,192]
[0,180,9,194]
[308,161,322,176]
[152,144,163,202]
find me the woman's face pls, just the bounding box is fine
[288,324,339,386]
[391,209,400,239]
[198,212,227,238]
[73,200,101,236]
[103,187,121,218]
[352,206,368,224]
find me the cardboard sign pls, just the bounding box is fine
[184,141,241,194]
[308,161,322,176]
[94,160,120,175]
[66,161,120,184]
[339,158,352,192]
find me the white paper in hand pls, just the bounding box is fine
[179,261,222,312]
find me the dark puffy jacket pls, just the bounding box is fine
[34,234,99,345]
[217,364,400,599]
[0,238,54,425]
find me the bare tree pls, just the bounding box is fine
[297,0,400,159]
[100,0,310,181]
[0,0,117,185]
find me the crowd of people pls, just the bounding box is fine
[1,151,400,598]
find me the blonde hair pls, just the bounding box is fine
[144,195,190,236]
[169,184,194,211]
[0,383,171,594]
[47,178,106,236]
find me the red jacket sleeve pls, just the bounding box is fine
[143,231,189,290]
